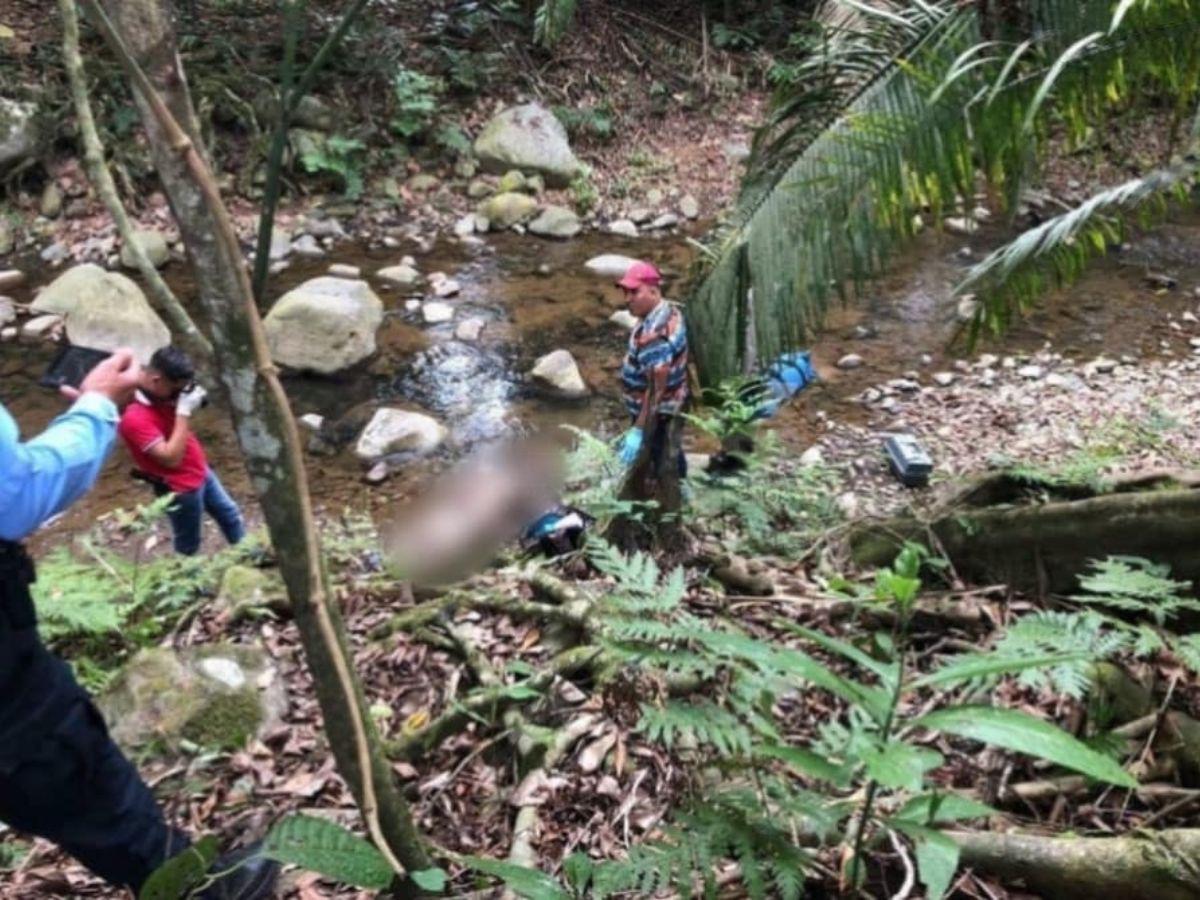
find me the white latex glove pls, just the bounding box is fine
[176,384,208,417]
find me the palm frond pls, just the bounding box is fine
[956,162,1198,339]
[686,0,1200,386]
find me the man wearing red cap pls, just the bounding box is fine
[615,260,689,475]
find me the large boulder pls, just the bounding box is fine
[97,644,286,753]
[0,99,38,171]
[584,254,640,279]
[354,408,447,462]
[530,349,589,400]
[263,276,383,373]
[478,192,538,230]
[33,264,169,362]
[529,205,582,239]
[473,103,583,188]
[119,229,170,269]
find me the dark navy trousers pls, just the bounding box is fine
[0,545,186,890]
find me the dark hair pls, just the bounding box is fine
[149,345,195,383]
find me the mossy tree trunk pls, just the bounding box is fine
[86,0,430,888]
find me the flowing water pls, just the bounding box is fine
[4,210,1200,547]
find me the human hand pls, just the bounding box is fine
[62,348,141,406]
[616,427,644,466]
[176,384,208,417]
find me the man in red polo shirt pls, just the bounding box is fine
[118,346,245,555]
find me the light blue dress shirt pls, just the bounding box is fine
[0,394,118,542]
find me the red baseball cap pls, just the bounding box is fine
[617,260,661,290]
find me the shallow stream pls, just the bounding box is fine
[4,211,1200,547]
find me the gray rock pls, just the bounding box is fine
[431,277,461,298]
[0,99,38,171]
[0,218,14,256]
[679,195,700,219]
[302,216,346,239]
[530,349,589,399]
[364,461,391,484]
[836,353,864,370]
[467,178,495,199]
[0,326,16,342]
[376,264,421,288]
[34,264,169,362]
[0,297,13,327]
[407,173,440,193]
[453,214,477,237]
[263,276,383,373]
[525,174,545,195]
[646,188,664,207]
[454,157,477,179]
[119,229,170,269]
[944,216,978,236]
[454,317,485,342]
[1018,365,1043,380]
[422,301,454,324]
[354,408,446,462]
[477,192,538,229]
[40,242,69,265]
[474,102,583,187]
[799,446,824,467]
[606,219,639,238]
[584,253,639,279]
[721,140,750,163]
[328,263,361,278]
[956,295,980,322]
[40,182,63,219]
[291,94,334,131]
[932,371,956,387]
[645,213,679,231]
[628,208,653,225]
[22,313,62,340]
[289,234,324,258]
[268,226,291,261]
[528,205,581,239]
[609,309,638,331]
[298,413,325,432]
[97,644,286,753]
[497,170,527,193]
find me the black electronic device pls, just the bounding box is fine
[884,433,933,488]
[38,344,111,391]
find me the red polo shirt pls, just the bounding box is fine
[118,396,208,493]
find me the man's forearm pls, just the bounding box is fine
[159,417,192,469]
[0,394,118,541]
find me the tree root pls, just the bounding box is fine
[370,585,592,643]
[386,646,602,761]
[949,828,1200,900]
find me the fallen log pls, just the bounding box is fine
[950,828,1200,900]
[850,470,1200,594]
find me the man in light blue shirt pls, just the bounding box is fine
[0,349,276,899]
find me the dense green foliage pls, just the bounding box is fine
[687,0,1200,384]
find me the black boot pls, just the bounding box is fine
[199,841,279,900]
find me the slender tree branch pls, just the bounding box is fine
[81,0,416,882]
[250,0,371,304]
[58,0,212,359]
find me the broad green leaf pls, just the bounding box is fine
[140,836,219,900]
[913,652,1090,689]
[462,857,570,900]
[756,742,850,786]
[562,853,594,892]
[263,815,393,889]
[915,706,1136,787]
[412,868,448,892]
[891,822,960,900]
[773,644,892,725]
[860,740,943,792]
[782,622,899,684]
[893,792,997,825]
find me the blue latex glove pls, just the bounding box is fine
[617,427,644,466]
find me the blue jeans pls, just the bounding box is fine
[163,469,245,556]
